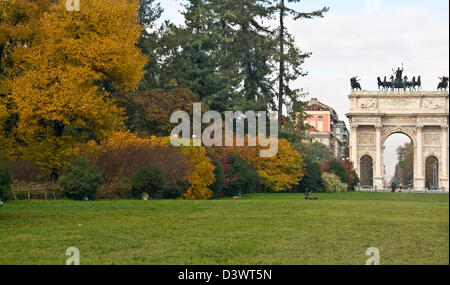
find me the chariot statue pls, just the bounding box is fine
[377,65,421,91]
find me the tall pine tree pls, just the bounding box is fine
[271,0,328,127]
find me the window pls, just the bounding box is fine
[318,116,323,121]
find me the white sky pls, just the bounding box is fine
[157,0,449,177]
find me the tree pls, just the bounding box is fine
[60,156,103,201]
[239,138,305,192]
[221,152,259,197]
[270,0,328,127]
[1,1,146,177]
[0,0,53,96]
[0,158,11,201]
[321,158,347,184]
[137,0,163,90]
[207,151,225,197]
[152,0,241,113]
[393,142,414,186]
[131,166,166,199]
[131,88,208,137]
[297,159,322,193]
[341,159,359,191]
[294,141,334,163]
[138,0,278,114]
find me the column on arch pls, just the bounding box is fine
[374,123,383,189]
[415,124,425,189]
[350,123,359,175]
[441,125,449,190]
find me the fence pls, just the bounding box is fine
[11,184,60,200]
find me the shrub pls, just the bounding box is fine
[222,152,259,197]
[59,156,103,200]
[0,159,12,201]
[96,180,131,200]
[322,172,348,193]
[162,179,189,199]
[297,159,322,193]
[131,166,165,199]
[322,158,347,184]
[8,160,51,182]
[207,152,225,197]
[92,132,191,184]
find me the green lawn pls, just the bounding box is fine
[0,192,448,265]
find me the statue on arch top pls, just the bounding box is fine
[350,76,362,91]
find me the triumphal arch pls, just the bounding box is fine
[347,90,449,191]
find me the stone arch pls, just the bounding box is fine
[425,155,439,190]
[347,91,449,191]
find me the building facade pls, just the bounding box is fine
[304,98,349,160]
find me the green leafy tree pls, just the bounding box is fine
[294,141,334,163]
[322,158,347,184]
[297,159,322,193]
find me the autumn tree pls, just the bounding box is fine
[237,137,304,192]
[131,88,208,137]
[1,0,146,178]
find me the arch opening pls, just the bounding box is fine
[384,133,414,190]
[360,155,374,188]
[425,156,439,190]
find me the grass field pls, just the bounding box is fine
[0,192,448,265]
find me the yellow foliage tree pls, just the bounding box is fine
[1,0,146,176]
[179,144,215,200]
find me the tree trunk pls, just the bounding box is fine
[278,0,285,128]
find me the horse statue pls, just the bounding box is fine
[351,76,362,91]
[377,77,385,91]
[404,76,414,91]
[437,76,449,91]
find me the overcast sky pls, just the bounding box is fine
[158,0,449,180]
